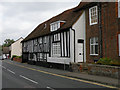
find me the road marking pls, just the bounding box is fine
[7,69,15,74]
[46,86,55,90]
[2,66,6,69]
[3,61,118,89]
[19,75,38,84]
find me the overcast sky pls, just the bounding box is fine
[0,0,81,45]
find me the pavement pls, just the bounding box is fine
[2,59,119,89]
[60,71,119,87]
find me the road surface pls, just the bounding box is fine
[1,59,117,89]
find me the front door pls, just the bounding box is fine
[77,43,83,62]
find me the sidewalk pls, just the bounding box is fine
[59,71,119,87]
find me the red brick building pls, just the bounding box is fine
[75,2,120,63]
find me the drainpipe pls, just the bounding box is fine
[71,28,76,63]
[98,3,102,58]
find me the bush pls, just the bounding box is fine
[96,57,120,66]
[16,56,22,58]
[11,55,22,60]
[11,55,17,60]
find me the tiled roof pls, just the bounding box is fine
[74,2,92,11]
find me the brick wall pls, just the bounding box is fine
[101,2,120,60]
[70,63,120,79]
[85,3,100,63]
[86,2,120,63]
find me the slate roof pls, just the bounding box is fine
[22,1,91,42]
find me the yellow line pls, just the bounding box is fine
[3,61,118,89]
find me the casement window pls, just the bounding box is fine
[118,34,120,56]
[43,36,48,52]
[29,53,34,60]
[118,0,120,18]
[37,53,47,61]
[53,33,60,42]
[89,6,98,25]
[52,33,61,57]
[50,21,65,32]
[43,37,46,45]
[33,39,38,52]
[53,43,61,57]
[39,38,42,44]
[90,37,98,55]
[50,22,60,32]
[38,38,43,52]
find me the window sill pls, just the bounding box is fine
[90,54,98,56]
[90,22,98,26]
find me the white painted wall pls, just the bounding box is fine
[47,30,74,64]
[72,11,86,63]
[47,12,86,64]
[47,57,71,64]
[11,38,23,58]
[70,28,75,63]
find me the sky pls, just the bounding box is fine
[0,0,81,45]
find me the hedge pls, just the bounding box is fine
[96,57,120,66]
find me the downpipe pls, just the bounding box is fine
[71,28,76,63]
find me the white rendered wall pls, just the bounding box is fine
[47,30,74,64]
[47,12,86,64]
[72,11,86,63]
[11,38,23,58]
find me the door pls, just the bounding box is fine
[77,43,83,62]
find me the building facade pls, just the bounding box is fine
[11,37,23,58]
[75,2,120,63]
[22,1,120,66]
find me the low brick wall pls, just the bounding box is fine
[70,63,120,79]
[13,58,22,63]
[88,64,120,79]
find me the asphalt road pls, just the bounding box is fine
[1,59,117,89]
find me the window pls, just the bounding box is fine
[50,21,65,32]
[39,38,42,44]
[44,37,47,43]
[89,6,98,25]
[118,0,120,18]
[118,34,120,56]
[53,33,60,42]
[50,22,60,32]
[52,33,61,57]
[53,43,61,57]
[90,37,98,55]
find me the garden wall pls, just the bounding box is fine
[70,63,120,79]
[13,57,22,63]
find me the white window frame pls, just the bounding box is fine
[39,38,42,44]
[52,43,61,57]
[53,33,60,42]
[50,21,65,32]
[90,37,98,56]
[118,0,120,18]
[118,34,120,56]
[89,6,98,25]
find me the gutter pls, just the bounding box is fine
[71,28,76,63]
[98,3,102,58]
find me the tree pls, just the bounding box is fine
[2,39,15,47]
